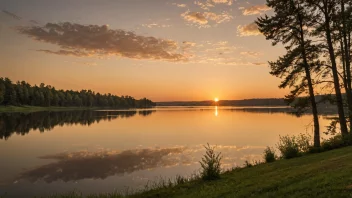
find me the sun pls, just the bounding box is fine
[214,98,219,102]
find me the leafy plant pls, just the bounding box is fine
[263,147,276,163]
[244,160,253,168]
[321,134,352,151]
[277,133,312,159]
[199,143,222,180]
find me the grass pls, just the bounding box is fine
[48,146,352,198]
[0,105,101,113]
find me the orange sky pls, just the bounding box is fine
[0,0,289,101]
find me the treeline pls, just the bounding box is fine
[0,77,155,108]
[256,0,352,147]
[0,110,155,140]
[157,98,287,106]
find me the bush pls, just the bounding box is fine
[199,143,222,180]
[276,133,312,159]
[244,160,253,168]
[321,134,352,151]
[263,147,276,163]
[307,146,323,154]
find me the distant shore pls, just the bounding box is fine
[0,105,102,113]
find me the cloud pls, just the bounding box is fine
[204,11,233,24]
[240,51,261,57]
[237,22,261,36]
[182,41,197,49]
[212,0,233,5]
[242,5,271,15]
[181,11,209,25]
[172,3,187,7]
[194,0,232,10]
[29,20,39,24]
[2,10,21,20]
[36,49,91,57]
[181,11,233,27]
[194,1,214,10]
[17,22,187,62]
[252,62,267,66]
[142,23,171,28]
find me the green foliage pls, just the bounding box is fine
[277,133,312,159]
[263,146,276,163]
[199,143,222,181]
[321,134,352,151]
[0,77,155,108]
[243,160,253,168]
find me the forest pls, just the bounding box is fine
[0,77,155,108]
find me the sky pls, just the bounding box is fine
[0,0,288,102]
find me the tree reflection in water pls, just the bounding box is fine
[0,110,155,140]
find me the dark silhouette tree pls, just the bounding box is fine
[306,0,349,135]
[257,0,322,147]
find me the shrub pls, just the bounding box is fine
[321,134,352,151]
[199,143,222,180]
[244,160,253,168]
[307,146,323,154]
[263,147,276,163]
[276,133,312,159]
[277,135,300,159]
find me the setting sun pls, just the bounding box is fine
[214,98,219,102]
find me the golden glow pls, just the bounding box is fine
[215,106,218,117]
[214,98,219,102]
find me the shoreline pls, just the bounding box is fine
[0,105,106,113]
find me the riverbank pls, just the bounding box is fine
[0,105,101,113]
[50,146,352,198]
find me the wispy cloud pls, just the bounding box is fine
[142,23,171,28]
[204,11,233,24]
[18,22,187,62]
[242,5,271,16]
[36,49,91,57]
[252,62,267,66]
[2,10,21,20]
[181,11,233,27]
[240,51,261,57]
[181,11,209,25]
[29,20,39,24]
[194,1,214,10]
[194,0,232,10]
[172,3,187,8]
[237,22,261,37]
[212,0,233,5]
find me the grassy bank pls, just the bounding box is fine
[50,146,352,198]
[0,105,101,113]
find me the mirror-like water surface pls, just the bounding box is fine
[0,107,334,197]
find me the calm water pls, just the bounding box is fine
[0,106,333,197]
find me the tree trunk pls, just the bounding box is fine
[325,15,349,135]
[341,0,352,132]
[296,4,320,147]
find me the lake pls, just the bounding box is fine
[0,106,334,197]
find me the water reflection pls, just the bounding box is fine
[17,147,188,183]
[0,110,155,140]
[0,107,336,140]
[15,145,265,184]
